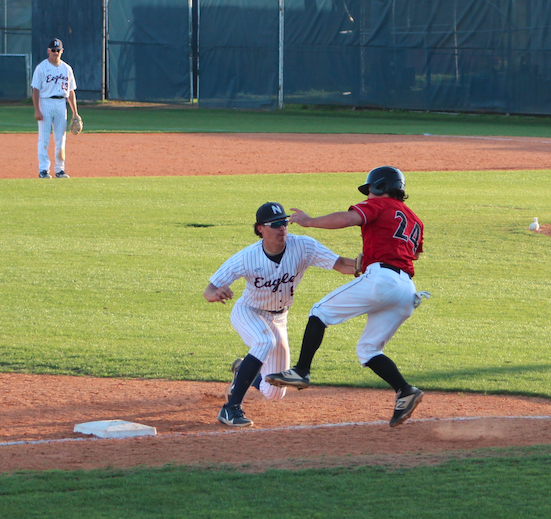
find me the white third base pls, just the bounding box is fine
[74,420,157,439]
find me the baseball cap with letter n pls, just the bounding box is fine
[48,38,63,50]
[256,202,290,224]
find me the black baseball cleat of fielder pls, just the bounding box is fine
[39,170,52,178]
[265,368,310,389]
[389,387,424,427]
[225,358,243,403]
[217,403,253,427]
[55,171,70,178]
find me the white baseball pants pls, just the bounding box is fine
[231,303,290,400]
[310,262,417,365]
[37,98,67,174]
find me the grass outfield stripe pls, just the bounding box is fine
[2,415,550,447]
[4,103,551,135]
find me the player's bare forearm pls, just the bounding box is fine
[204,282,233,304]
[290,208,362,229]
[333,256,356,275]
[67,90,78,117]
[32,88,43,120]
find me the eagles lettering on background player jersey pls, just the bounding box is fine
[205,202,355,427]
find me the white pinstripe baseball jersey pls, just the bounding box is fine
[209,234,339,312]
[32,59,77,98]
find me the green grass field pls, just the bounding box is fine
[1,105,550,517]
[3,101,551,136]
[1,171,550,395]
[2,446,551,518]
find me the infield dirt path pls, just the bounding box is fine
[2,132,551,178]
[1,132,550,472]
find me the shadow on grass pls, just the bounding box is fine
[411,362,551,398]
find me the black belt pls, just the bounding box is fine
[380,263,411,279]
[267,308,286,314]
[50,96,65,99]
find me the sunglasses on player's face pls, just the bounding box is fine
[264,219,289,229]
[50,48,62,52]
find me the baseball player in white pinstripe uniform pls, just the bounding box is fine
[204,202,355,427]
[32,38,79,179]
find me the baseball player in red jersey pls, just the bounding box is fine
[266,166,431,427]
[204,202,356,427]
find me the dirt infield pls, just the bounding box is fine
[2,374,551,473]
[1,132,550,473]
[2,132,551,179]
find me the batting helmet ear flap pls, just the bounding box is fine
[358,183,370,196]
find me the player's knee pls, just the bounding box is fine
[357,346,384,366]
[249,347,275,364]
[308,308,329,326]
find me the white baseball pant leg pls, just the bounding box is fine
[309,262,416,365]
[37,98,67,174]
[231,304,290,400]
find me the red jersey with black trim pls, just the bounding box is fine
[350,197,424,277]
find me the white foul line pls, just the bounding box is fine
[0,414,550,447]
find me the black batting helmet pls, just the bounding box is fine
[358,166,406,196]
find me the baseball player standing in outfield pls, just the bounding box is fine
[204,202,356,427]
[266,167,430,427]
[32,38,79,179]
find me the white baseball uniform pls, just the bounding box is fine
[209,234,338,400]
[31,59,77,174]
[310,262,416,365]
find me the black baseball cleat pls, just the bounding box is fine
[265,368,310,389]
[39,170,52,178]
[225,358,243,403]
[217,403,253,427]
[55,171,70,178]
[389,387,424,427]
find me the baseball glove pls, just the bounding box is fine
[354,252,363,277]
[69,115,83,135]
